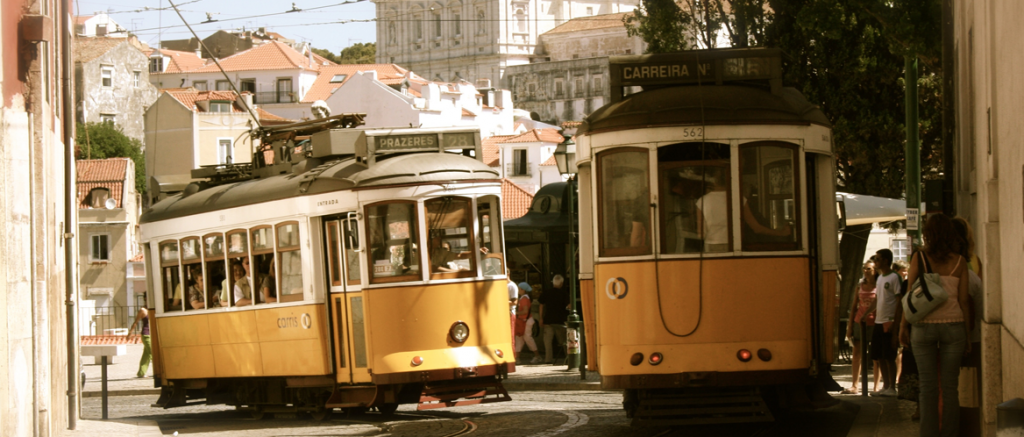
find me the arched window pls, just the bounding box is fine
[88,187,111,209]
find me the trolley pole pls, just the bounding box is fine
[905,56,922,246]
[565,175,582,371]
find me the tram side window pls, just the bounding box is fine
[160,242,181,313]
[196,235,227,307]
[739,142,800,252]
[426,197,476,279]
[227,230,253,306]
[477,195,505,277]
[251,226,277,303]
[597,148,651,257]
[366,202,421,283]
[277,222,304,302]
[657,143,732,254]
[343,218,361,284]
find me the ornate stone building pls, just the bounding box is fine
[373,0,638,86]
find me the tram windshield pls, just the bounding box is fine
[366,202,421,283]
[476,195,504,277]
[739,142,800,251]
[597,148,651,257]
[658,143,732,254]
[426,197,477,279]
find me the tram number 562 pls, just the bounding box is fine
[682,127,704,138]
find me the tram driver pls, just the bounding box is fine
[432,240,487,273]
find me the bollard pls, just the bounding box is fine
[101,356,109,420]
[997,398,1024,437]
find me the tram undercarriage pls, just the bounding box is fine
[154,373,512,419]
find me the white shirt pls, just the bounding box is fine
[697,190,728,245]
[874,272,901,324]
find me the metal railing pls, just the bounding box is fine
[254,91,296,104]
[79,305,136,337]
[506,162,532,177]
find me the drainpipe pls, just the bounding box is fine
[62,0,80,429]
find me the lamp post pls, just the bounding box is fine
[553,133,582,373]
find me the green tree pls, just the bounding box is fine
[311,47,340,64]
[338,42,376,64]
[76,122,147,195]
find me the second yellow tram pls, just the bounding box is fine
[575,49,841,424]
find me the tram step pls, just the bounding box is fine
[417,378,512,411]
[632,388,773,426]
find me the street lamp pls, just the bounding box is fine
[553,133,582,374]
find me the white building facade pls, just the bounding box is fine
[373,0,639,86]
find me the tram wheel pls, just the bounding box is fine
[377,403,399,416]
[310,408,332,421]
[250,407,266,420]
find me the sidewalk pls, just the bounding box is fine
[81,343,160,398]
[830,362,921,437]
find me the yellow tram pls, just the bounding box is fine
[574,49,841,424]
[140,115,515,417]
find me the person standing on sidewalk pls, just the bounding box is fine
[899,213,972,437]
[870,249,900,397]
[127,299,152,378]
[514,282,541,364]
[842,260,879,394]
[539,274,569,365]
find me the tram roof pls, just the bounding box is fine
[578,84,831,135]
[140,153,499,224]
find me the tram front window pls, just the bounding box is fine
[657,143,732,254]
[426,197,476,279]
[366,202,420,283]
[597,148,651,257]
[739,142,800,251]
[477,195,504,277]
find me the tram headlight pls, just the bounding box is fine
[629,353,644,366]
[449,321,470,344]
[757,348,772,362]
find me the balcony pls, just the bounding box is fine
[254,91,296,104]
[506,162,532,177]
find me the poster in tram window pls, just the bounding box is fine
[388,221,409,240]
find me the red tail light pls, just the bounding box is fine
[737,349,752,362]
[649,352,663,365]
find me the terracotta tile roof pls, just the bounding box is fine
[502,179,535,219]
[149,48,207,74]
[75,37,129,64]
[77,158,129,209]
[541,155,557,166]
[310,51,336,66]
[257,107,292,122]
[164,89,244,112]
[301,64,411,103]
[482,135,515,167]
[544,12,632,35]
[503,128,565,144]
[462,108,475,117]
[190,41,321,73]
[129,253,145,262]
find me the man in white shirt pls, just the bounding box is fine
[870,249,901,397]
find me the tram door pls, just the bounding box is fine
[325,214,373,384]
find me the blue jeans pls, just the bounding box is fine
[911,322,966,437]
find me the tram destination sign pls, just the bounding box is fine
[608,48,783,103]
[375,132,478,152]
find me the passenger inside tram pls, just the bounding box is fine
[259,257,277,303]
[231,259,252,307]
[188,270,206,309]
[695,168,730,252]
[431,240,479,272]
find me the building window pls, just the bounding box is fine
[218,138,233,164]
[892,238,909,261]
[216,80,231,91]
[434,11,442,39]
[476,9,486,34]
[555,79,564,98]
[100,113,115,124]
[193,80,208,91]
[330,74,348,83]
[277,78,293,102]
[101,66,113,87]
[209,101,231,113]
[576,78,584,96]
[240,79,256,94]
[89,187,111,208]
[509,149,530,176]
[454,12,461,35]
[133,71,140,87]
[91,234,110,262]
[593,76,603,94]
[149,57,163,73]
[95,24,107,37]
[414,13,423,41]
[514,7,527,33]
[586,6,593,15]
